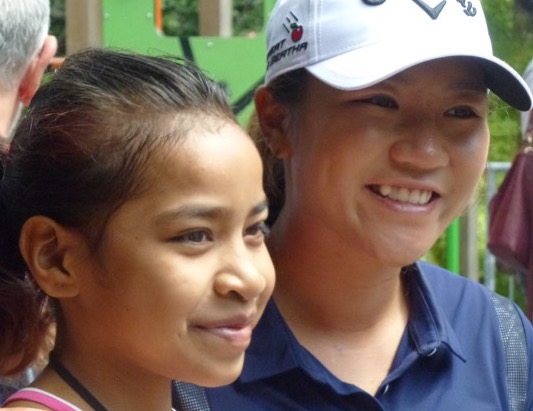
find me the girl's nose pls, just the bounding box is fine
[214,249,268,301]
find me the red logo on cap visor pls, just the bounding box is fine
[283,12,303,43]
[290,23,303,42]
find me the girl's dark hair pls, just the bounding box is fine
[0,48,235,374]
[250,68,307,225]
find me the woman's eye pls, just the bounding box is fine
[446,106,479,119]
[174,230,211,244]
[364,95,398,108]
[245,222,270,239]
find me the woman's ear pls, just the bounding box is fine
[254,86,291,158]
[19,216,82,298]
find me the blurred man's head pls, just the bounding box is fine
[0,0,57,139]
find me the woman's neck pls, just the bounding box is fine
[268,217,410,393]
[268,213,409,331]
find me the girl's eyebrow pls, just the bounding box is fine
[250,200,270,217]
[154,206,227,224]
[153,199,270,224]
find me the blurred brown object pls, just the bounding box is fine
[488,129,533,320]
[49,56,64,70]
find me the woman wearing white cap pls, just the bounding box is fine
[204,0,533,409]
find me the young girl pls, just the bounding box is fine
[0,48,275,411]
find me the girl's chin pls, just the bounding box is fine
[184,357,245,388]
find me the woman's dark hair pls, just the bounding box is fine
[249,68,307,225]
[0,48,235,374]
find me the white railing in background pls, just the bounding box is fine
[484,161,514,298]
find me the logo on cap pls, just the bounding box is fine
[363,0,476,19]
[413,0,446,19]
[283,12,303,42]
[267,11,308,69]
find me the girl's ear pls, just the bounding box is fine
[19,216,83,298]
[254,86,291,159]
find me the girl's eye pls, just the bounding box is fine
[446,106,479,119]
[363,95,398,109]
[245,222,270,240]
[174,230,211,244]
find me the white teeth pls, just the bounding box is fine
[379,185,392,196]
[378,185,432,205]
[398,188,409,202]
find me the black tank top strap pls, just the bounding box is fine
[48,351,109,411]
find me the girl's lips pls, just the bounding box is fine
[196,324,253,349]
[198,325,253,348]
[194,314,255,349]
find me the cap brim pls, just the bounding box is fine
[307,49,532,111]
[480,58,532,111]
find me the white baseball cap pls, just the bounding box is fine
[265,0,533,111]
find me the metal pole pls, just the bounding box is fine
[446,219,460,274]
[65,0,103,55]
[199,0,232,37]
[460,201,479,281]
[484,161,511,291]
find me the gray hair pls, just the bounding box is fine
[0,0,50,91]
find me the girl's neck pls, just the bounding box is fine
[32,355,172,411]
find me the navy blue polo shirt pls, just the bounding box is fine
[206,261,533,410]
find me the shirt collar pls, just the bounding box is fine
[239,262,466,384]
[405,262,466,361]
[238,298,298,382]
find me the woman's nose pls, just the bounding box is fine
[389,127,450,171]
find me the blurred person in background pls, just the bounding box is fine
[0,0,57,403]
[0,0,57,141]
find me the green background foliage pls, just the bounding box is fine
[161,0,264,37]
[486,0,533,160]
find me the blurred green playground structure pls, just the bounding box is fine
[65,0,275,124]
